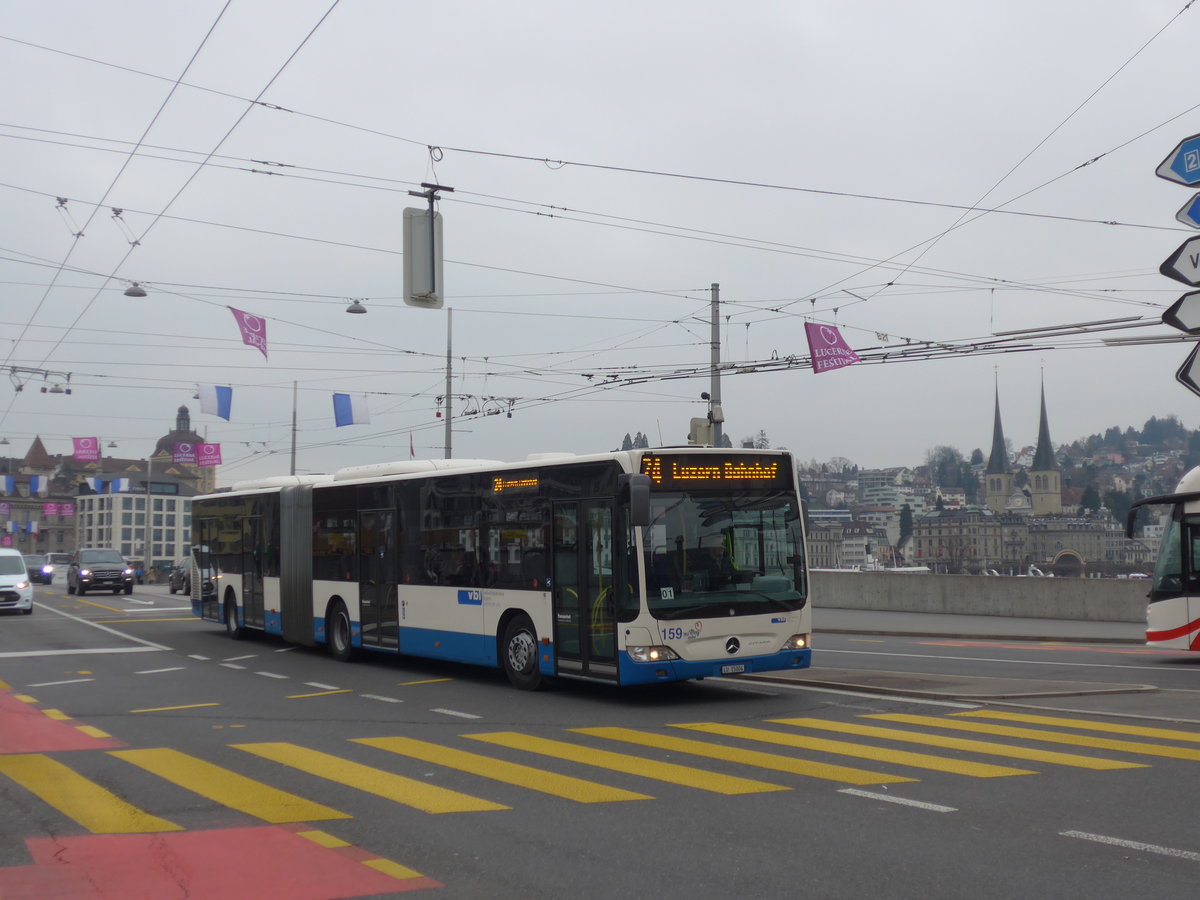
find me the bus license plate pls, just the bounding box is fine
[721,663,745,674]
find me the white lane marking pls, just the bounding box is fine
[255,671,289,679]
[1061,830,1200,862]
[748,680,978,708]
[127,606,193,613]
[839,789,957,813]
[361,693,402,703]
[27,601,170,650]
[220,663,247,670]
[223,655,256,662]
[188,654,210,661]
[431,708,481,720]
[135,667,186,675]
[126,598,154,606]
[275,646,298,652]
[819,647,1169,673]
[0,647,161,658]
[28,678,95,687]
[305,682,340,690]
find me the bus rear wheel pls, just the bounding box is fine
[327,601,354,662]
[501,615,542,690]
[225,600,244,640]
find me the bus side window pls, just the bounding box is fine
[1188,523,1200,592]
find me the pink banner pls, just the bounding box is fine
[42,502,58,517]
[804,322,861,374]
[230,307,268,359]
[73,436,101,461]
[173,442,197,464]
[61,503,75,517]
[1,535,9,547]
[0,503,8,517]
[196,443,222,467]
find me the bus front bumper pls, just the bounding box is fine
[619,647,812,685]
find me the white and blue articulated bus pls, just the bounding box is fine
[1128,464,1200,651]
[189,448,811,689]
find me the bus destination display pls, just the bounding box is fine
[640,453,787,488]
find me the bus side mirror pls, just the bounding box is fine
[620,474,651,527]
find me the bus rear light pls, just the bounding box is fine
[627,645,680,663]
[783,634,810,650]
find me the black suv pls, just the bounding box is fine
[67,548,135,596]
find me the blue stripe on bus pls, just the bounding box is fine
[398,626,497,665]
[265,610,282,635]
[618,647,812,685]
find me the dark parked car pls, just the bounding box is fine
[168,558,191,595]
[23,553,53,585]
[67,548,134,596]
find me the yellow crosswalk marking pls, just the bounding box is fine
[232,742,508,813]
[466,731,789,795]
[110,748,351,823]
[355,736,652,803]
[578,726,917,784]
[867,714,1200,762]
[669,723,1035,778]
[955,710,1200,744]
[0,753,182,833]
[770,718,1145,770]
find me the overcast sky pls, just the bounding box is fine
[1,0,1198,483]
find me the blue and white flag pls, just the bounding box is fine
[89,477,106,493]
[1,476,13,494]
[111,478,131,493]
[28,475,47,496]
[198,384,233,420]
[332,393,370,427]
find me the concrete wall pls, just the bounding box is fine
[811,571,1149,623]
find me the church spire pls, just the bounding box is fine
[1031,380,1057,471]
[985,384,1009,475]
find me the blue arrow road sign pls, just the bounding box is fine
[1157,134,1200,187]
[1178,194,1200,229]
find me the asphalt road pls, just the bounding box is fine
[2,583,1199,899]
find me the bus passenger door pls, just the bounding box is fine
[241,516,264,629]
[359,508,398,649]
[552,500,617,680]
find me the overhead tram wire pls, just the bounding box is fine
[7,21,1200,256]
[30,0,343,381]
[0,1,236,434]
[3,123,1195,248]
[788,0,1199,312]
[1,174,1164,327]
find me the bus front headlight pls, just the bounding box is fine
[782,634,810,650]
[627,645,680,663]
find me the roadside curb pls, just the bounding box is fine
[816,628,1142,645]
[742,673,1159,701]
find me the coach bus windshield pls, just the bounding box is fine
[641,490,806,620]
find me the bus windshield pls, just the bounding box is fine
[642,489,806,620]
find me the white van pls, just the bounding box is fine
[0,548,33,615]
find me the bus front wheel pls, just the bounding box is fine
[327,601,354,662]
[501,615,542,690]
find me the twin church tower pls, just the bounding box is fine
[982,381,1062,517]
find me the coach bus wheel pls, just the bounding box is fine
[225,600,245,640]
[328,601,354,662]
[501,615,542,690]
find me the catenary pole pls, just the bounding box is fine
[710,283,723,446]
